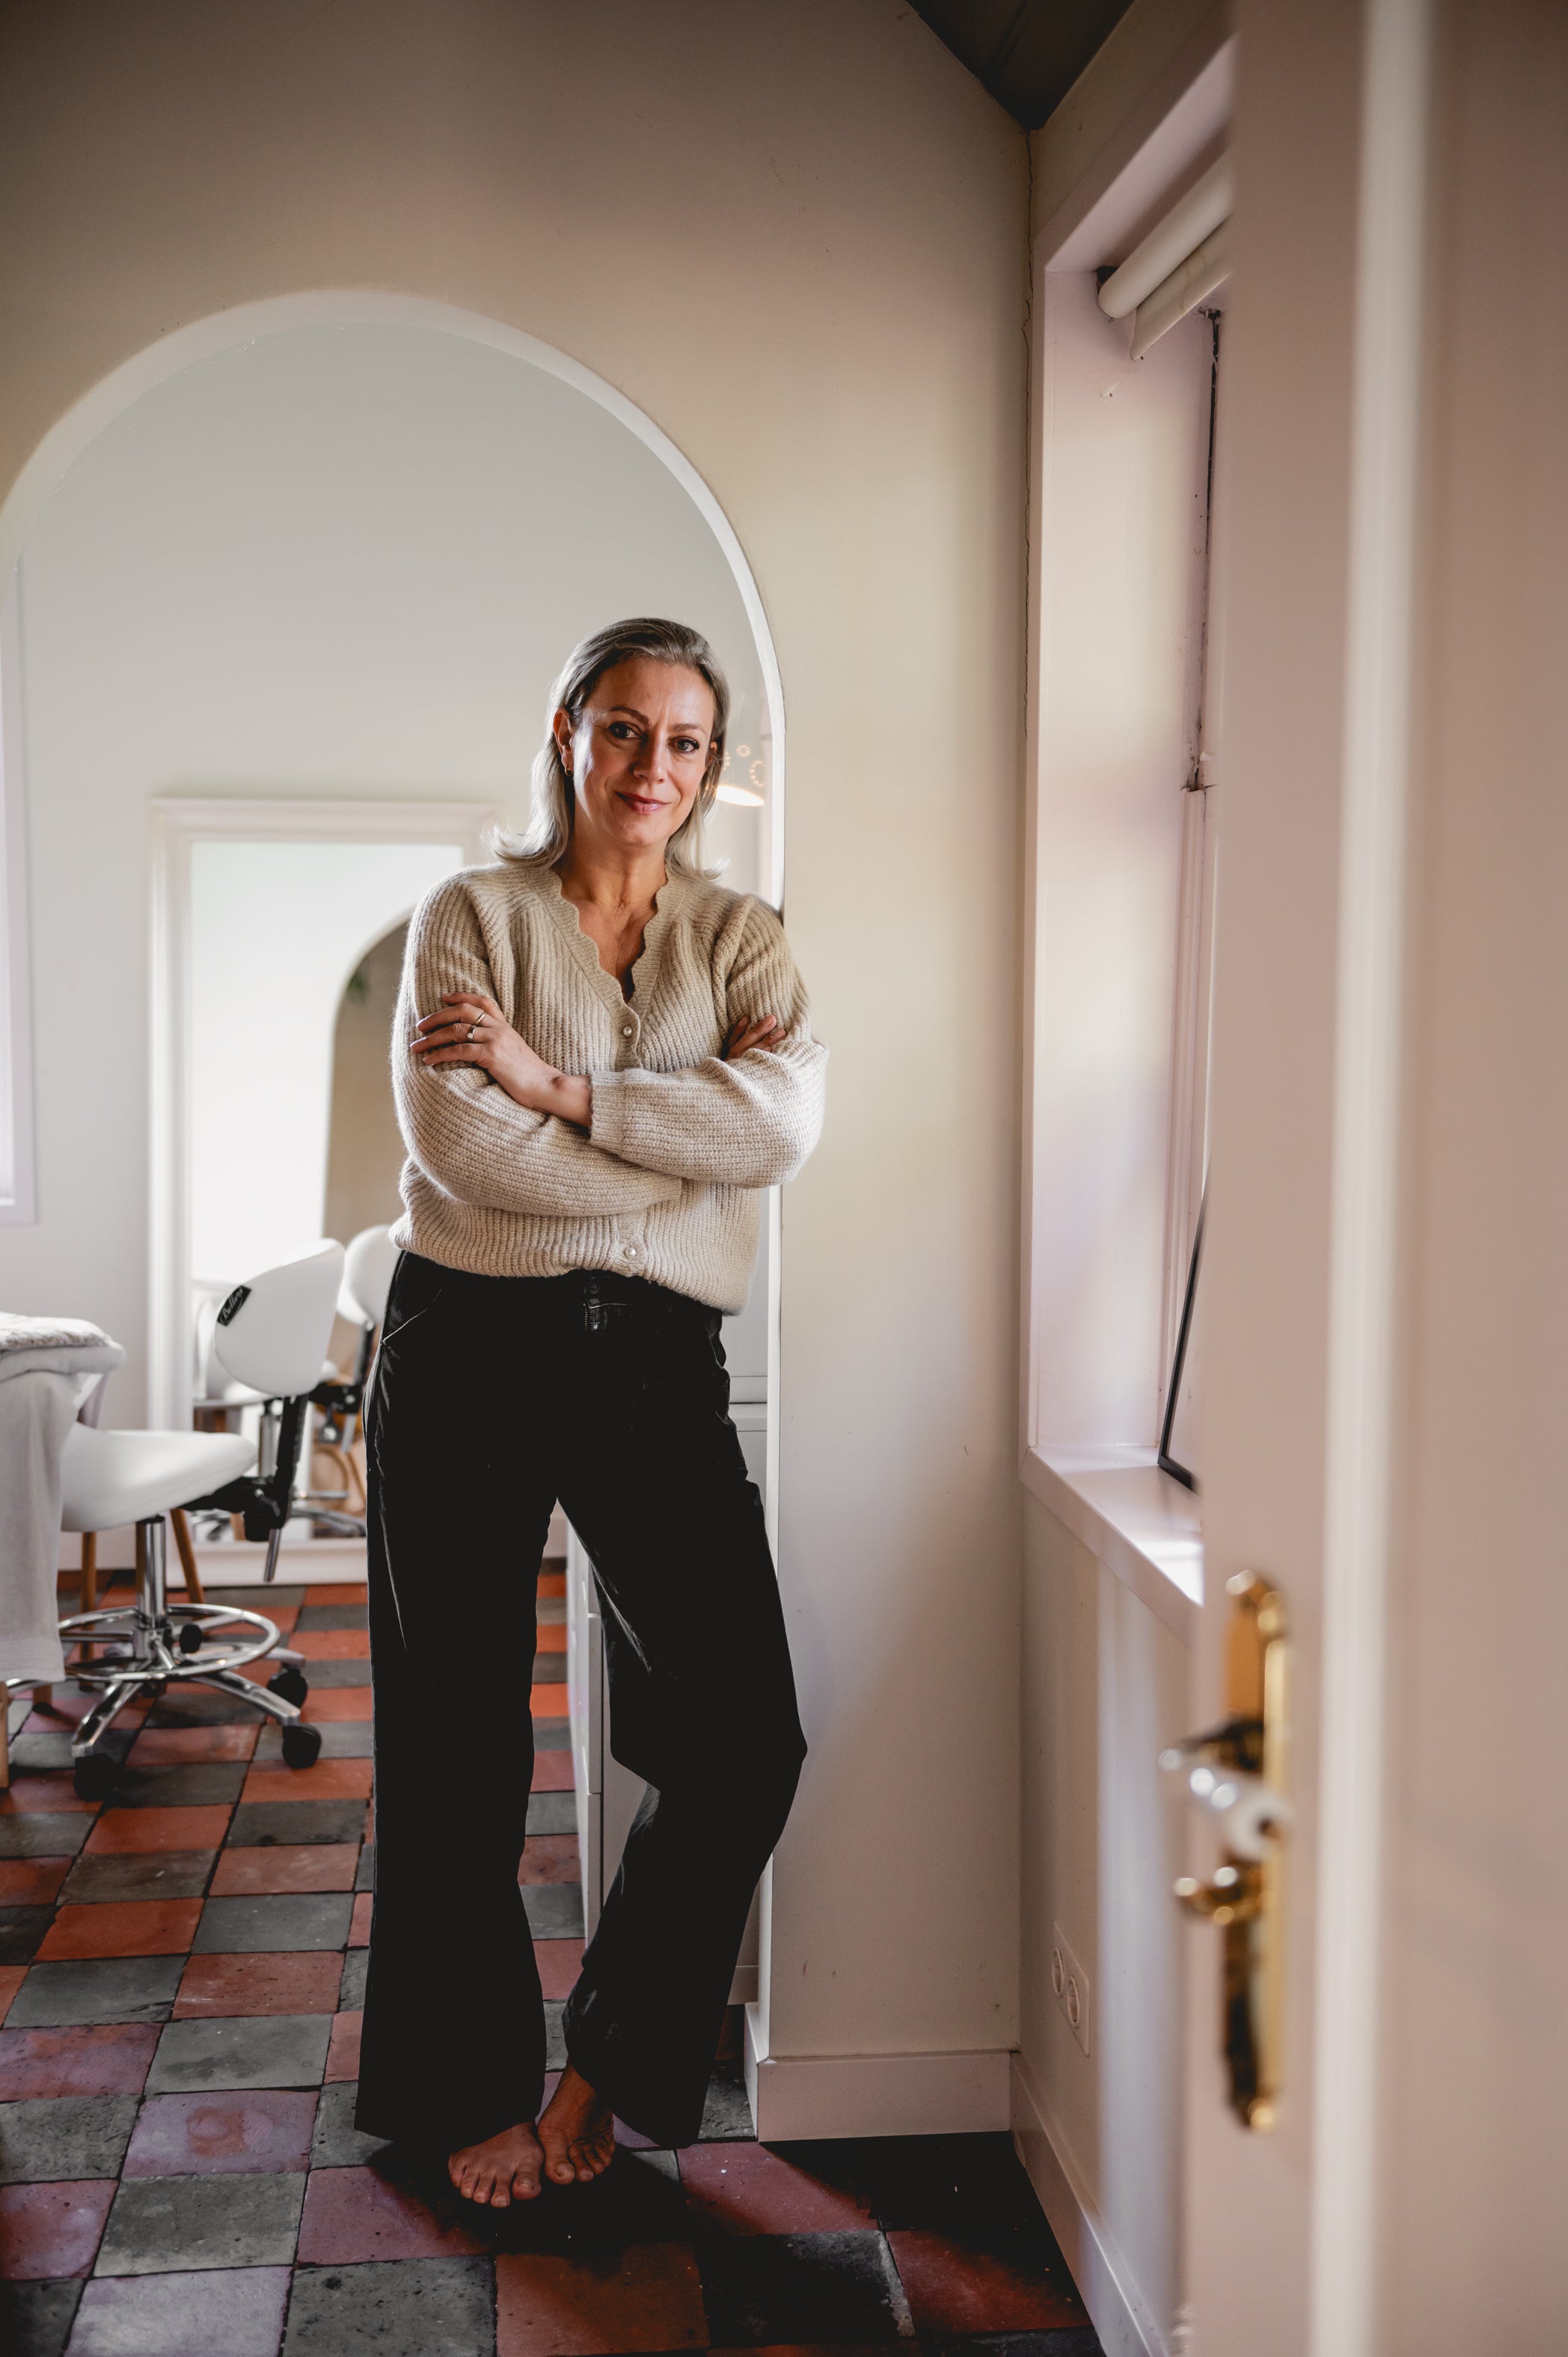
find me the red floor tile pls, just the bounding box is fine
[37,1899,203,1960]
[349,1892,372,1946]
[539,1571,566,1599]
[242,1757,373,1803]
[325,2010,363,2082]
[304,1582,368,1605]
[532,1684,569,1718]
[296,2162,487,2263]
[123,2088,317,2176]
[174,1950,344,2017]
[496,2242,707,2356]
[0,2023,159,2100]
[211,1843,360,1895]
[0,1966,25,2023]
[534,1940,583,2001]
[0,2179,117,2280]
[292,1627,370,1660]
[883,2231,1088,2333]
[0,1857,71,1904]
[519,1836,581,1886]
[129,1724,259,1764]
[535,1627,567,1654]
[300,1690,374,1723]
[0,1774,94,1815]
[85,1806,233,1854]
[531,1752,575,1792]
[22,1689,147,1730]
[677,2143,878,2236]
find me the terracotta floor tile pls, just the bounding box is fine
[123,2088,317,2176]
[292,1627,370,1660]
[679,2144,878,2237]
[174,1950,343,2017]
[496,2240,708,2356]
[519,1836,581,1887]
[85,1806,233,1855]
[325,2009,362,2082]
[0,1965,26,2022]
[242,1758,373,1803]
[22,1689,147,1731]
[883,2230,1088,2333]
[303,1582,369,1606]
[211,1844,360,1895]
[532,1684,569,1718]
[534,1940,583,2002]
[539,1571,566,1598]
[300,1689,374,1723]
[129,1725,259,1764]
[0,2021,159,2099]
[0,1859,71,1905]
[37,1900,203,1960]
[295,2160,488,2263]
[349,1892,372,1947]
[0,1776,94,1815]
[531,1752,575,1792]
[0,2177,116,2278]
[535,1627,567,1654]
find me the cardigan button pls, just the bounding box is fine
[622,1024,634,1037]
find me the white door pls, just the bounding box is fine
[1178,3,1568,2350]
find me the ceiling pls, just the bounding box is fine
[909,0,1136,130]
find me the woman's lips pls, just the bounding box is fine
[620,793,668,814]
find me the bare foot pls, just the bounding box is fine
[538,2059,616,2185]
[447,2119,545,2207]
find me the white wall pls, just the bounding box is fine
[0,0,1027,2101]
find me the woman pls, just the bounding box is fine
[355,617,825,2210]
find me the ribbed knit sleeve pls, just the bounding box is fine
[589,896,827,1187]
[393,880,680,1220]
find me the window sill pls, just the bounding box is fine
[1020,1445,1202,1643]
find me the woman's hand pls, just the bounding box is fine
[723,1012,783,1060]
[412,993,592,1129]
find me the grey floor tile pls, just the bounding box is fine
[254,1719,373,1760]
[146,2013,333,2095]
[697,2228,909,2344]
[290,1659,370,1688]
[283,2257,494,2356]
[60,1852,216,1905]
[107,1764,246,1809]
[293,1604,367,1631]
[192,1892,354,1954]
[543,1999,566,2070]
[8,1957,183,2028]
[227,1801,367,1848]
[0,2278,84,2357]
[64,2265,292,2356]
[699,2056,757,2142]
[339,1949,368,2010]
[532,1719,570,1751]
[0,1815,91,1859]
[0,1906,52,1966]
[536,1597,566,1624]
[202,1586,306,1610]
[144,1689,263,1726]
[307,2079,391,2170]
[525,1791,575,1835]
[957,2335,1105,2356]
[521,1884,584,1939]
[9,1729,134,1774]
[94,2171,304,2275]
[354,1843,375,1892]
[0,2094,140,2184]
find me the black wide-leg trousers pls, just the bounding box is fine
[354,1252,806,2153]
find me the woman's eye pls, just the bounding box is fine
[608,722,636,740]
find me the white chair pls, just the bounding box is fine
[56,1242,346,1798]
[300,1225,399,1529]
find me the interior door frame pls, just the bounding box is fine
[147,795,496,1432]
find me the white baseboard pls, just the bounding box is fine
[743,2008,1010,2141]
[1010,2052,1170,2357]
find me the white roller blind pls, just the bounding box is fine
[1099,152,1232,359]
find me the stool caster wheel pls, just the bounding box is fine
[73,1752,118,1803]
[281,1723,322,1768]
[267,1666,308,1707]
[178,1624,204,1656]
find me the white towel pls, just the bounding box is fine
[0,1318,126,1686]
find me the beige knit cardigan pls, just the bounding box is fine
[389,861,827,1312]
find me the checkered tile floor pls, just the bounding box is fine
[1,1568,1100,2356]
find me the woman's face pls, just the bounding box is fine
[556,657,717,861]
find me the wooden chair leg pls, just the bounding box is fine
[171,1508,205,1604]
[81,1530,98,1615]
[0,1693,10,1789]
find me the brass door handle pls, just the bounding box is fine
[1162,1573,1288,2128]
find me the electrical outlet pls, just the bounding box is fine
[1050,1920,1091,2057]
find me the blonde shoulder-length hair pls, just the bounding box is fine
[490,617,731,878]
